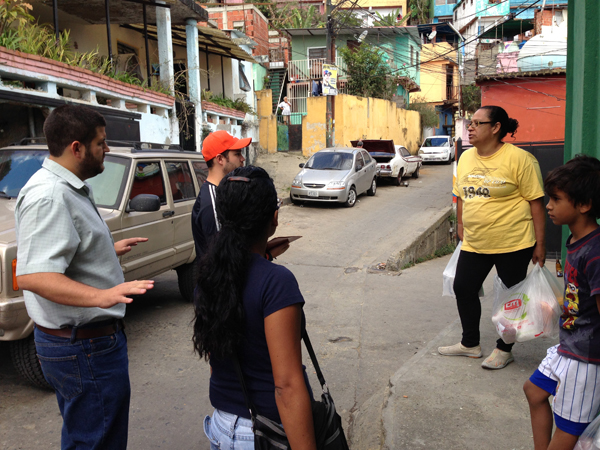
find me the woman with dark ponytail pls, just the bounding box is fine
[439,105,546,370]
[194,166,316,450]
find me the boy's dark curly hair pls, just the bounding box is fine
[544,154,600,219]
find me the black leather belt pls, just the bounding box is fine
[36,319,124,340]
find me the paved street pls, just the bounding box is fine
[0,161,556,449]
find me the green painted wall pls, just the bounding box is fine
[562,0,600,254]
[253,64,268,92]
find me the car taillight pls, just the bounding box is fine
[12,259,19,291]
[386,165,391,169]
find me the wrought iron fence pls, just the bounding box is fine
[288,57,347,82]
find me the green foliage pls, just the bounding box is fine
[202,90,256,115]
[339,44,395,101]
[408,95,439,129]
[407,0,430,25]
[373,9,409,27]
[269,3,325,29]
[0,0,32,36]
[462,85,481,114]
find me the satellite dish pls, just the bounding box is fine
[428,30,437,41]
[358,30,368,42]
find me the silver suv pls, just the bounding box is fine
[0,140,206,388]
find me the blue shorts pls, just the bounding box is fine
[530,345,600,436]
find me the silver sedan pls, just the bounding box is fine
[289,148,378,207]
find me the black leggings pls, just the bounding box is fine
[453,245,535,352]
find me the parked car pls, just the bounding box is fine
[289,147,378,207]
[418,135,455,164]
[351,139,422,185]
[0,140,207,389]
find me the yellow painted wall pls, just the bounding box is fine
[302,94,421,156]
[257,90,278,153]
[418,43,460,104]
[302,96,328,156]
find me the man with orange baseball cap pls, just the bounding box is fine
[192,131,250,261]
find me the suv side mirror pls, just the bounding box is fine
[127,194,161,212]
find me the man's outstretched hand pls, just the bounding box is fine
[115,237,148,256]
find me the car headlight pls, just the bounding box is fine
[327,181,346,190]
[291,178,302,188]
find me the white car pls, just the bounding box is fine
[351,140,422,186]
[418,135,455,164]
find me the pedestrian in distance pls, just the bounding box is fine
[15,104,154,450]
[524,155,600,450]
[438,105,547,369]
[194,166,317,450]
[278,96,292,125]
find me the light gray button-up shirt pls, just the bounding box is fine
[15,158,125,328]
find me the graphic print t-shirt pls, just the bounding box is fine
[558,227,600,363]
[453,143,544,253]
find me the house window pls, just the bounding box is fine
[117,42,137,56]
[308,47,327,60]
[239,65,251,92]
[436,0,445,5]
[448,0,456,3]
[462,2,465,9]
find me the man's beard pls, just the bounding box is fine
[81,149,104,179]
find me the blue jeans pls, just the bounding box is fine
[203,409,255,449]
[34,326,131,450]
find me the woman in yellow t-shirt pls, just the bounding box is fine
[438,106,546,370]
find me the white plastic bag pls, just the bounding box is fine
[442,242,462,297]
[574,414,600,450]
[442,242,484,298]
[492,264,562,344]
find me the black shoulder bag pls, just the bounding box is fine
[232,331,350,450]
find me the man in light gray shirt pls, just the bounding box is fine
[15,105,153,450]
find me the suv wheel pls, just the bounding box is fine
[176,259,199,302]
[10,334,52,390]
[411,166,420,179]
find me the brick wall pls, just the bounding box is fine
[534,9,554,35]
[208,8,269,57]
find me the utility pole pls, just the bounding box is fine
[325,0,335,147]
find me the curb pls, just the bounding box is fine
[386,207,454,271]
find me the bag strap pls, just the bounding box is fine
[302,331,329,394]
[232,329,329,419]
[232,352,258,418]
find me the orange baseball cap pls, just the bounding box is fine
[201,130,252,161]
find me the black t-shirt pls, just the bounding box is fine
[558,226,600,363]
[209,254,311,422]
[191,181,219,261]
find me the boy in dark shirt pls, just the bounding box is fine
[524,154,600,450]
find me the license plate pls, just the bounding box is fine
[308,191,319,197]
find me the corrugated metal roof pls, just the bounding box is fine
[475,67,566,81]
[123,23,256,63]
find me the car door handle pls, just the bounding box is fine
[162,210,175,218]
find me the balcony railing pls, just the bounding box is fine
[288,57,347,82]
[445,85,459,102]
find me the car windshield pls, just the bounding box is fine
[423,138,449,147]
[0,150,47,198]
[87,156,131,209]
[305,152,353,170]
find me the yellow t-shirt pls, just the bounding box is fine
[453,143,544,254]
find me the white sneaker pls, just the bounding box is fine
[481,348,514,370]
[438,342,483,358]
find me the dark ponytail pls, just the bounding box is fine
[192,166,278,360]
[480,105,519,140]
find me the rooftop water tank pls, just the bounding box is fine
[517,32,567,72]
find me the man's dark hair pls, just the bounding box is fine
[43,105,106,157]
[205,150,230,169]
[544,154,600,219]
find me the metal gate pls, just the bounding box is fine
[456,139,564,256]
[277,112,303,152]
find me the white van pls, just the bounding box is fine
[418,135,455,164]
